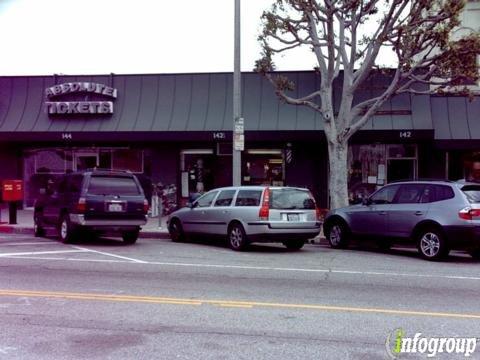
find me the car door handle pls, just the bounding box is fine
[222,210,230,214]
[378,211,387,215]
[414,211,424,216]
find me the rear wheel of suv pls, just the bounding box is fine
[417,227,449,260]
[228,223,248,251]
[168,219,185,242]
[59,214,75,244]
[33,211,45,237]
[122,229,139,245]
[283,239,305,251]
[326,220,350,249]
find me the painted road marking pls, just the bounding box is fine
[0,242,58,246]
[0,289,478,319]
[1,250,480,282]
[72,246,148,263]
[0,249,87,257]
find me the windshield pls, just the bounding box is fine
[269,188,315,210]
[461,185,480,204]
[88,176,141,196]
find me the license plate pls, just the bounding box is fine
[108,203,124,212]
[287,214,299,221]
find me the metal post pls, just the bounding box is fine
[233,0,243,186]
[158,193,163,229]
[8,202,17,225]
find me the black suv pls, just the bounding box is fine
[34,169,148,244]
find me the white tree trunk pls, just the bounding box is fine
[327,141,349,209]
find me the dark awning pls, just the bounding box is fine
[0,72,440,141]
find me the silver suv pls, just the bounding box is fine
[324,180,480,260]
[167,186,322,251]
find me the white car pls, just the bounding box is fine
[167,186,322,251]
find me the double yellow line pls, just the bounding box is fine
[0,289,479,319]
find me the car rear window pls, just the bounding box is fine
[461,185,480,203]
[87,176,141,196]
[270,188,315,210]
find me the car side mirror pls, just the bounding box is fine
[187,202,198,209]
[362,198,372,206]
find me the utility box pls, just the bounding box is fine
[2,180,24,202]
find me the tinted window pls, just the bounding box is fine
[370,185,400,204]
[394,184,423,204]
[420,185,454,203]
[195,191,218,208]
[87,176,141,195]
[462,185,480,203]
[235,190,262,207]
[435,185,455,201]
[214,190,236,207]
[270,188,315,209]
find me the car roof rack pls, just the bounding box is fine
[83,168,132,174]
[388,178,454,184]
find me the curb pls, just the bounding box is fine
[0,225,171,239]
[0,226,323,243]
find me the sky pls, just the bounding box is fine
[0,0,319,76]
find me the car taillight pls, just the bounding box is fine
[76,197,86,213]
[459,207,480,220]
[143,199,149,214]
[259,187,270,220]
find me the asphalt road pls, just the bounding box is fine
[0,233,479,360]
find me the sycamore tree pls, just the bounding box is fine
[255,0,480,209]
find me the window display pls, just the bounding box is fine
[348,144,418,203]
[243,150,284,186]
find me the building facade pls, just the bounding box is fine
[0,72,478,210]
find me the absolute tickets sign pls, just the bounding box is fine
[45,82,117,115]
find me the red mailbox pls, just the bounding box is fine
[2,180,23,202]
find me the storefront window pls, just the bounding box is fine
[112,149,143,173]
[462,152,480,182]
[35,149,66,174]
[348,144,417,203]
[23,147,145,207]
[348,145,385,203]
[243,149,284,186]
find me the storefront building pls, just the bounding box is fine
[0,72,478,211]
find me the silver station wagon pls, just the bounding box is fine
[167,186,322,251]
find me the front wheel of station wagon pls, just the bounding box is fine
[168,219,185,242]
[228,223,248,251]
[417,227,449,261]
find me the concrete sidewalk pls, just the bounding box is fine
[0,207,171,239]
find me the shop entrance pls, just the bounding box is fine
[180,150,215,200]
